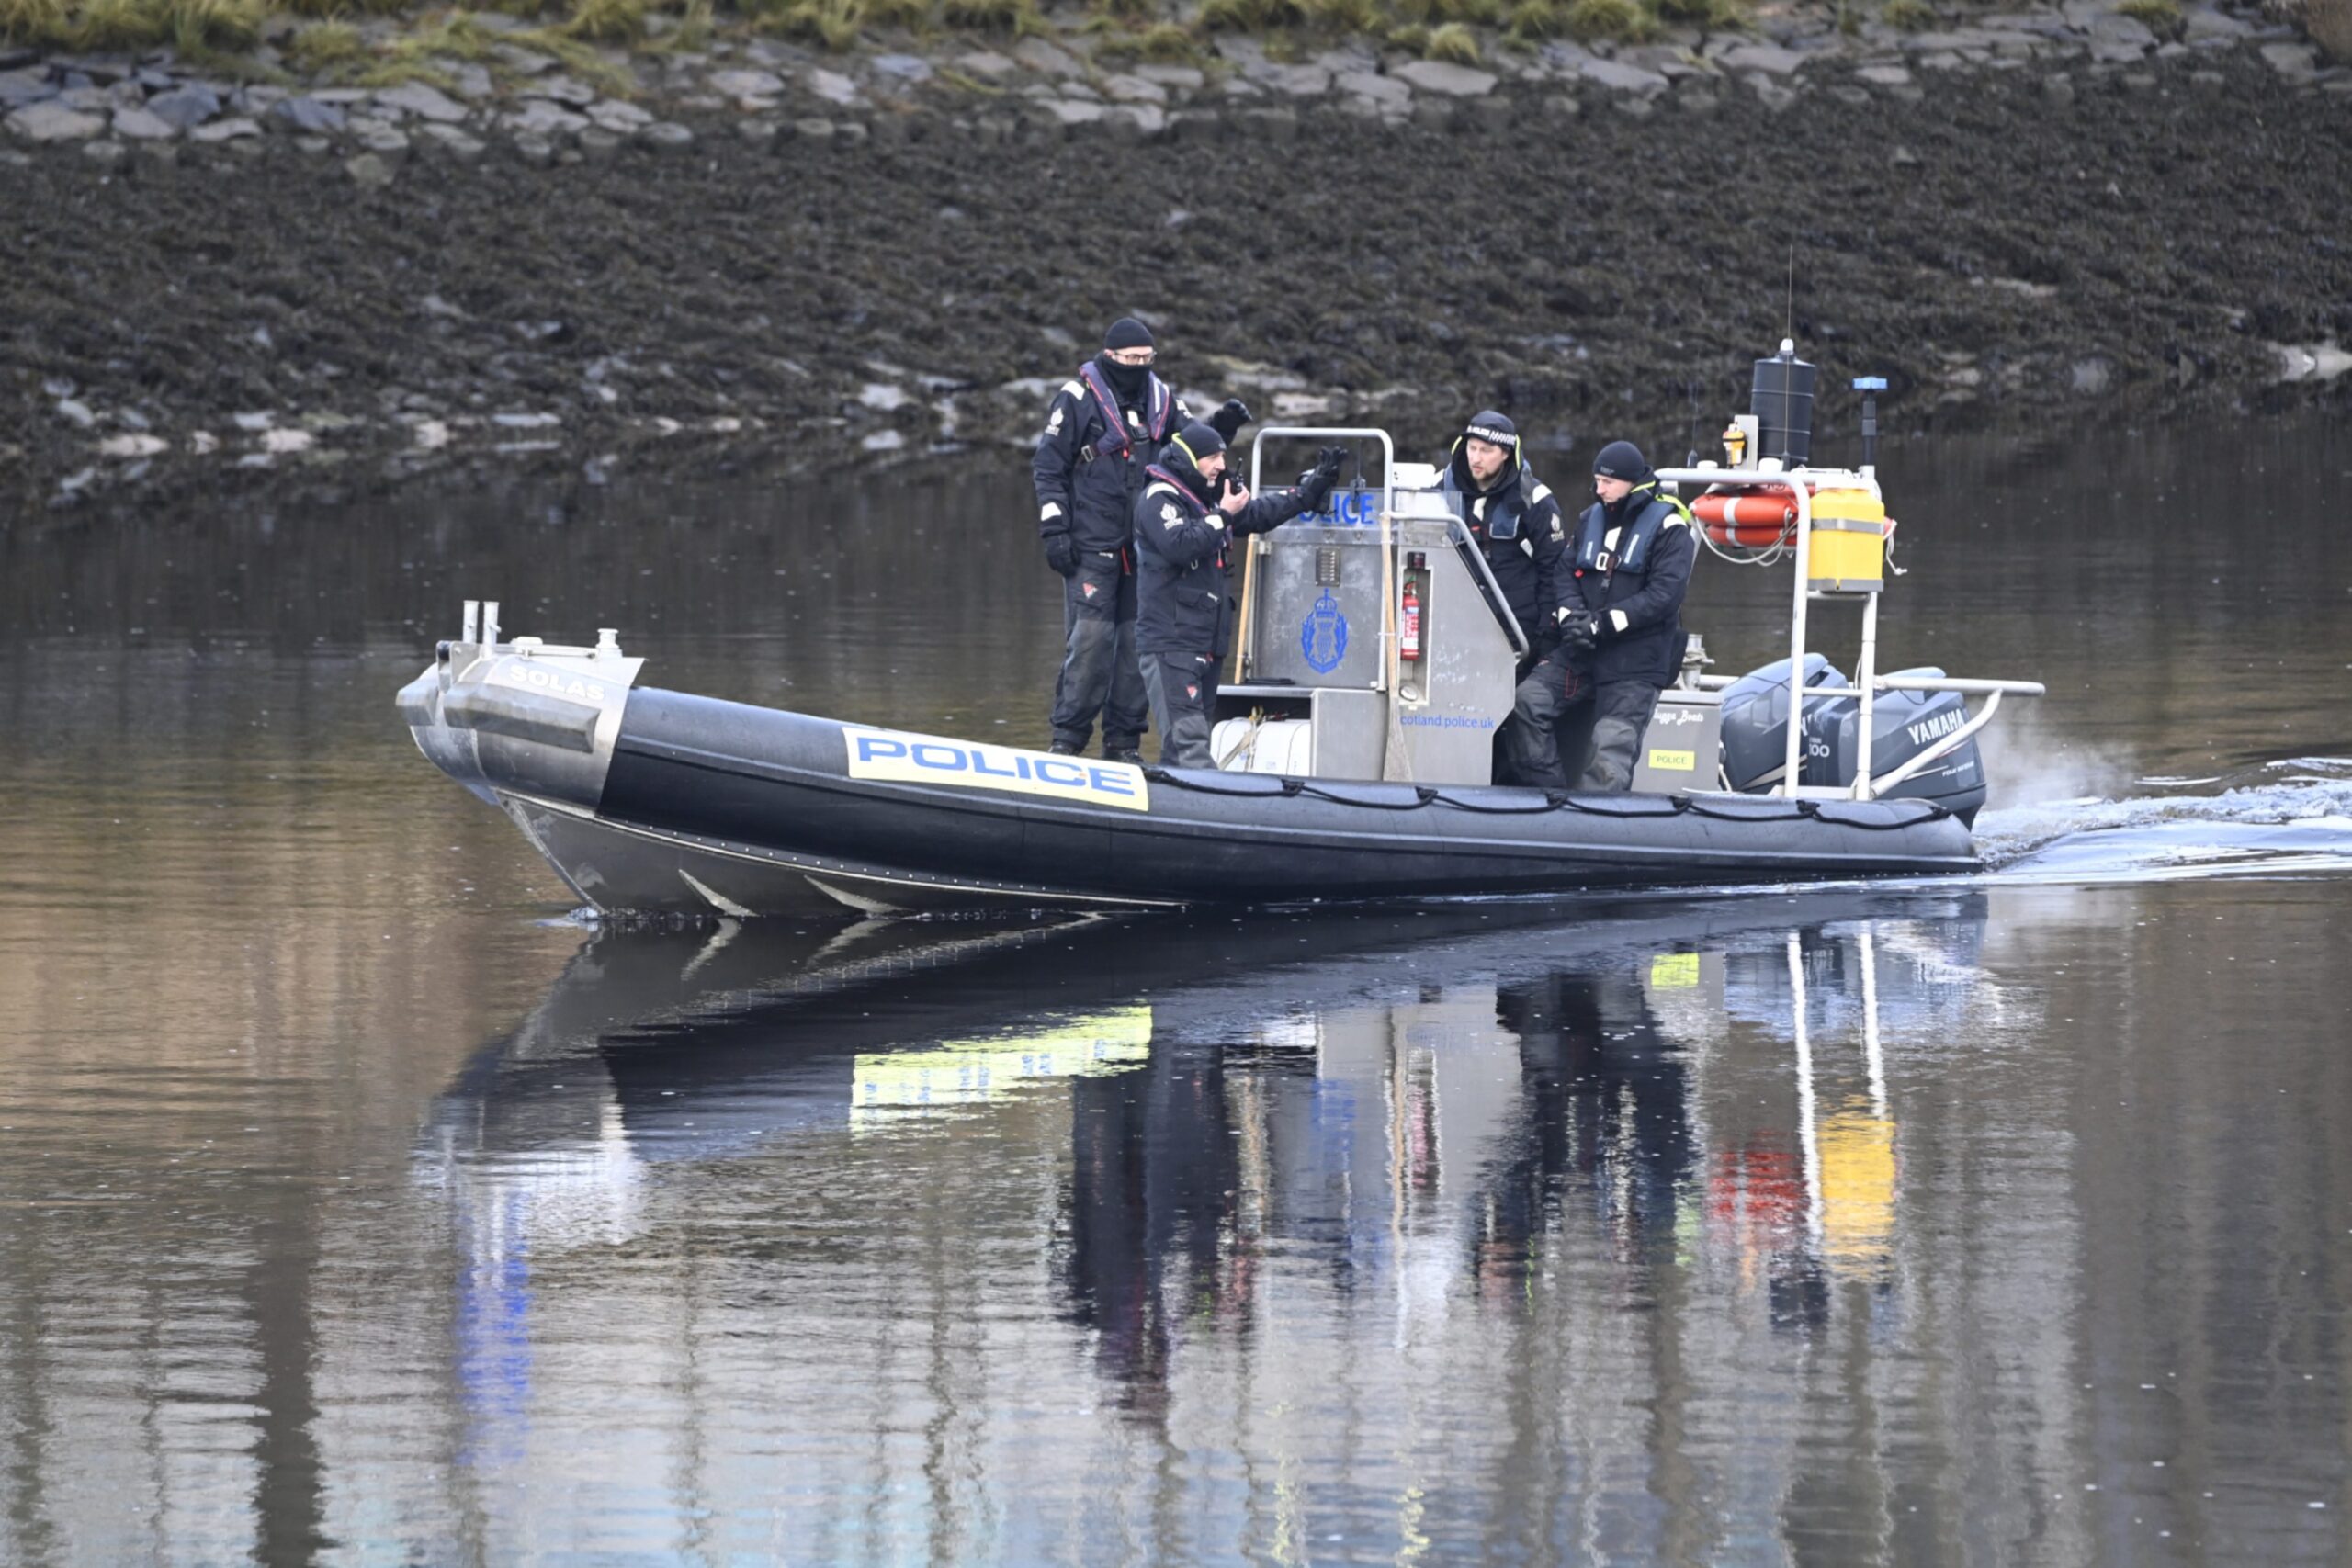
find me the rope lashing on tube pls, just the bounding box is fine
[1141,768,1952,828]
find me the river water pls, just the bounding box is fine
[3,415,2350,1566]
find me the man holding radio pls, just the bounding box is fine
[1133,423,1346,769]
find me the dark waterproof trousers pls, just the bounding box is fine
[1049,550,1148,755]
[1500,644,1662,793]
[1140,650,1218,770]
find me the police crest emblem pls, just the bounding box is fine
[1300,589,1349,674]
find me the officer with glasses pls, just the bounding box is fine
[1031,317,1250,764]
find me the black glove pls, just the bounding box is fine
[1043,532,1077,578]
[1292,446,1347,512]
[1555,607,1600,653]
[1295,466,1337,513]
[1208,398,1251,443]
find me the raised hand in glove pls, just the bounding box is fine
[1295,446,1349,513]
[1555,606,1600,653]
[1044,532,1078,579]
[1208,398,1252,443]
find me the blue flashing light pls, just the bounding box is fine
[1852,376,1889,390]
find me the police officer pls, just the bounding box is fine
[1032,317,1249,763]
[1499,439,1697,792]
[1133,423,1344,769]
[1438,410,1569,662]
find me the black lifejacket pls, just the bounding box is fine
[1571,483,1686,574]
[1134,461,1228,655]
[1569,482,1698,686]
[1077,360,1176,460]
[1143,461,1220,554]
[1441,463,1539,544]
[1441,443,1562,635]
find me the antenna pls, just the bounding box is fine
[1785,243,1795,343]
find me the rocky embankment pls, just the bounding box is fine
[3,3,2349,507]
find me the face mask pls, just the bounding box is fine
[1098,353,1148,400]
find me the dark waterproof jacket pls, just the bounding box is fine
[1437,441,1569,644]
[1032,360,1192,558]
[1134,457,1310,656]
[1566,478,1699,687]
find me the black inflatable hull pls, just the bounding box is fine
[417,675,1978,916]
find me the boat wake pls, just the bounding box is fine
[1976,758,2352,884]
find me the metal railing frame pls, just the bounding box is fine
[1244,427,1397,685]
[1656,466,2046,800]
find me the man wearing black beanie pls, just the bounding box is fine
[1133,422,1345,768]
[1499,438,1698,791]
[1030,317,1253,764]
[1440,411,1569,657]
[1437,409,1571,784]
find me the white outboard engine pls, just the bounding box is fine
[1721,656,1989,825]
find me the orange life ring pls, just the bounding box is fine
[1693,491,1797,547]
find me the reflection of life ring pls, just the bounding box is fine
[1694,492,1798,547]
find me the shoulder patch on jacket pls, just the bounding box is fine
[1159,502,1184,528]
[1059,379,1083,399]
[1529,481,1552,505]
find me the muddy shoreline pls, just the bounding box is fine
[4,19,2349,512]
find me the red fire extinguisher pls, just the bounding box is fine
[1400,579,1422,663]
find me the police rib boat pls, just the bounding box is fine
[397,355,2044,918]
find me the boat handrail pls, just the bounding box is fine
[1693,675,2047,697]
[1248,425,1398,503]
[1244,427,1530,663]
[1652,465,1884,499]
[1243,426,1398,684]
[1652,465,2047,801]
[1868,687,2008,796]
[1689,672,2041,799]
[1445,515,1532,658]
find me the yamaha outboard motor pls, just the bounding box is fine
[1826,667,1987,825]
[1719,654,1849,792]
[1721,657,1987,824]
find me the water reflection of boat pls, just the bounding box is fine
[419,889,2005,1341]
[417,887,2049,1538]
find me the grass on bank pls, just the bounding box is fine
[13,0,265,51]
[8,0,2346,62]
[1,0,1752,66]
[2114,0,2181,37]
